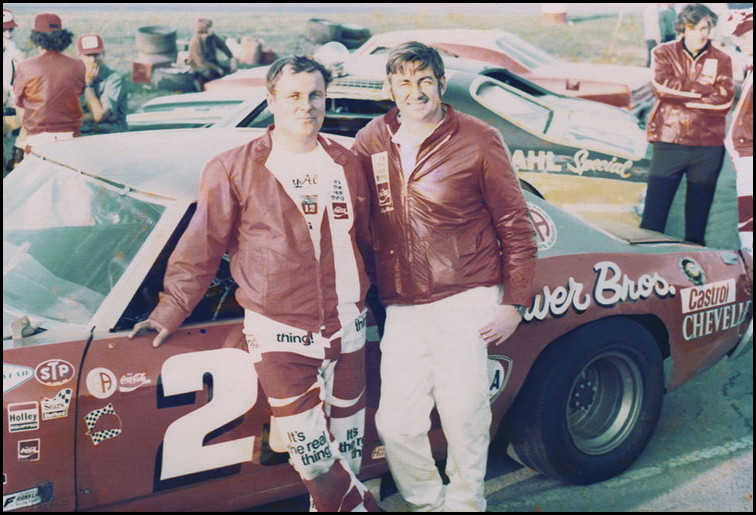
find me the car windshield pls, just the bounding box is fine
[495,33,558,70]
[3,158,165,325]
[473,79,552,133]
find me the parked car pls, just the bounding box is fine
[126,88,266,131]
[3,127,752,511]
[212,57,652,226]
[351,29,655,122]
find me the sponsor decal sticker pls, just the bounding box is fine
[3,364,34,394]
[680,257,706,286]
[8,402,39,433]
[512,149,634,179]
[487,356,512,402]
[86,367,118,399]
[2,483,53,511]
[524,260,676,321]
[371,445,386,460]
[41,388,73,420]
[118,372,151,393]
[332,202,349,219]
[18,439,40,461]
[301,194,318,215]
[35,359,75,387]
[680,278,751,340]
[371,152,394,213]
[84,403,122,445]
[527,202,557,251]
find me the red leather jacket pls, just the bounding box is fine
[727,71,753,158]
[151,128,372,337]
[352,105,537,307]
[646,40,735,146]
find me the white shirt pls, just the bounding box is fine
[265,141,343,261]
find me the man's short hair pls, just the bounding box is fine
[385,41,445,82]
[675,3,718,34]
[30,29,74,52]
[265,55,332,94]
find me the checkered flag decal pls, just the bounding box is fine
[84,403,122,445]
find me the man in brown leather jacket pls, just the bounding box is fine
[130,56,378,512]
[352,41,537,512]
[640,3,735,246]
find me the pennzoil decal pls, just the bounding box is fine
[523,260,676,322]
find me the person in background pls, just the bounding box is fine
[723,8,753,255]
[13,12,85,150]
[640,3,735,246]
[187,18,237,91]
[129,55,379,512]
[77,34,128,135]
[644,3,677,67]
[3,7,23,174]
[352,41,538,512]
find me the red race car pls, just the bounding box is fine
[3,128,752,511]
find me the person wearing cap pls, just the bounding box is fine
[3,7,24,174]
[640,3,735,246]
[187,18,237,90]
[13,12,85,149]
[77,33,128,135]
[724,8,753,255]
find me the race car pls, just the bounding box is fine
[3,127,752,511]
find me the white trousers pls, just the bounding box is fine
[376,286,496,512]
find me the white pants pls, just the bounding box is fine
[376,287,496,512]
[243,310,376,512]
[734,155,753,255]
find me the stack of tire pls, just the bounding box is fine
[135,25,194,92]
[304,18,371,50]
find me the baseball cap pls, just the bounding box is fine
[724,8,753,37]
[77,34,105,55]
[33,12,63,33]
[3,8,18,30]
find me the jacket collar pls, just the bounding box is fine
[385,103,459,152]
[254,124,353,166]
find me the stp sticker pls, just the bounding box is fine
[35,359,75,386]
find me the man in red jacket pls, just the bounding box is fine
[352,41,537,512]
[129,55,378,512]
[13,12,85,150]
[724,8,753,255]
[640,3,735,246]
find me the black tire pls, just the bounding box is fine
[305,18,342,45]
[136,25,177,57]
[504,318,664,484]
[339,22,371,41]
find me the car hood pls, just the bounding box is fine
[3,309,89,349]
[533,62,652,90]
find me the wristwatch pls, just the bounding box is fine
[511,304,528,318]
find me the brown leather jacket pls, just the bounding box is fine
[727,71,753,158]
[646,40,735,146]
[352,105,537,307]
[151,128,372,337]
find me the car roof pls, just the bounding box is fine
[27,128,268,201]
[362,28,506,46]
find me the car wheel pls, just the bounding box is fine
[504,318,664,485]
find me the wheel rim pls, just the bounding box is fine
[566,351,644,455]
